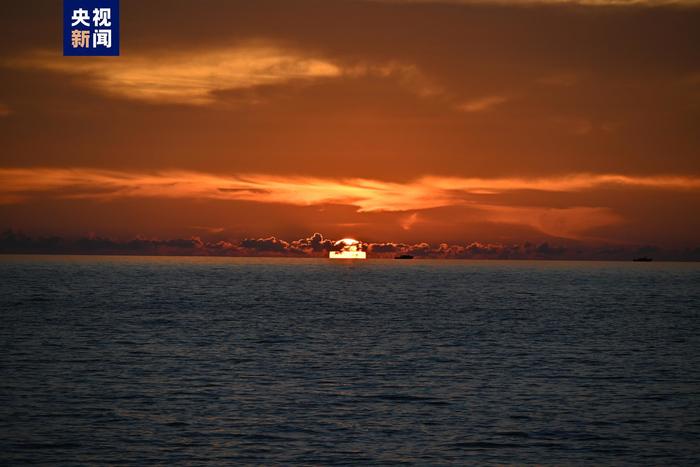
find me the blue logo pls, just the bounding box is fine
[63,0,120,56]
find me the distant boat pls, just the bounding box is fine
[394,254,414,259]
[633,257,653,262]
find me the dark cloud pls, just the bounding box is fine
[290,232,335,252]
[218,188,272,194]
[368,242,408,253]
[239,236,294,253]
[239,232,336,255]
[0,230,210,256]
[0,230,65,253]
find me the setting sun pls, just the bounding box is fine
[329,238,366,259]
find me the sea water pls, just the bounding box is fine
[1,256,699,465]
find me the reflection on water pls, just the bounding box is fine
[1,256,699,464]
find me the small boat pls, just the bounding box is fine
[633,257,653,262]
[394,254,414,259]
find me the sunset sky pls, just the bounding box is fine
[1,0,699,258]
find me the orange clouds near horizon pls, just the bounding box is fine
[1,167,699,243]
[2,167,699,208]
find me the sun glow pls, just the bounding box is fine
[329,238,367,259]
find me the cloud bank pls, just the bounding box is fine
[2,230,697,261]
[2,168,698,211]
[3,167,698,240]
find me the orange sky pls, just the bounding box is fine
[1,0,699,256]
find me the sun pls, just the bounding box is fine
[329,238,367,259]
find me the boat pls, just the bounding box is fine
[329,238,366,259]
[633,257,653,262]
[394,254,414,259]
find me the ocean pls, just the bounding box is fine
[1,255,699,465]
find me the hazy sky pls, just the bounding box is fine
[1,0,699,254]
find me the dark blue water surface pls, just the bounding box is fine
[1,256,699,465]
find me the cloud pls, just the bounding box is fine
[0,230,334,257]
[344,62,444,98]
[457,95,508,112]
[7,47,443,106]
[2,168,698,210]
[477,205,623,240]
[238,232,336,255]
[400,212,420,230]
[190,225,225,234]
[2,229,698,260]
[8,46,342,105]
[2,167,699,210]
[423,173,700,193]
[4,168,699,240]
[0,229,207,255]
[240,236,295,253]
[289,232,336,252]
[367,242,409,253]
